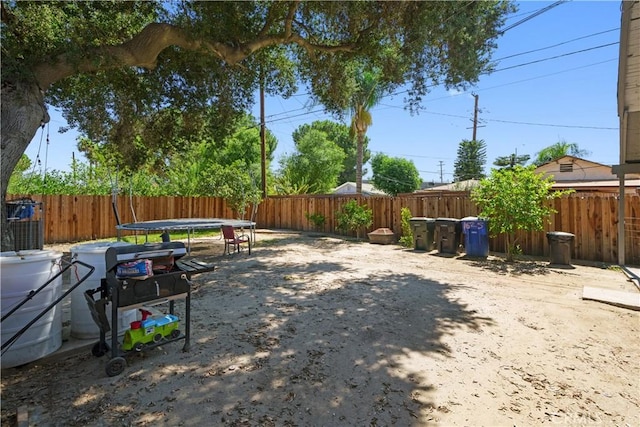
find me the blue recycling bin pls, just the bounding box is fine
[461,217,489,257]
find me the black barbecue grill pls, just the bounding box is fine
[84,241,215,377]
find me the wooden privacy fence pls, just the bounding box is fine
[7,193,640,265]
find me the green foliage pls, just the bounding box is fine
[335,200,373,239]
[8,155,120,196]
[277,129,346,194]
[216,114,277,168]
[471,165,572,262]
[1,0,515,209]
[370,153,422,196]
[399,207,413,248]
[348,67,386,193]
[216,163,263,220]
[292,120,369,184]
[493,153,531,169]
[454,139,487,181]
[271,170,311,195]
[532,140,591,166]
[305,212,326,231]
[9,117,267,214]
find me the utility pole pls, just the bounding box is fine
[260,70,267,199]
[472,93,479,141]
[438,161,444,183]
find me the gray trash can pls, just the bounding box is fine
[546,231,575,265]
[409,217,435,251]
[435,218,461,254]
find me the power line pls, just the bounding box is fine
[371,149,450,161]
[384,40,618,99]
[268,55,618,131]
[493,27,619,62]
[377,103,617,131]
[379,57,616,106]
[264,32,620,124]
[487,118,617,130]
[498,0,570,35]
[260,31,619,131]
[492,42,619,73]
[372,172,419,188]
[467,58,617,94]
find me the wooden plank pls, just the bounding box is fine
[582,286,640,311]
[176,258,216,274]
[601,195,613,263]
[16,405,28,427]
[585,196,596,261]
[593,196,603,262]
[625,196,640,265]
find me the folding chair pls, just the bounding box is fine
[221,225,251,255]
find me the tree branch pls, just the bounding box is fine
[33,16,355,90]
[284,1,300,38]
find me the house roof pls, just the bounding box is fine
[333,182,387,195]
[535,155,640,180]
[419,179,480,192]
[535,155,610,170]
[551,179,640,191]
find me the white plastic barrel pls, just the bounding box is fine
[1,250,63,368]
[70,242,137,339]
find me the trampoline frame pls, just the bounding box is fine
[116,218,255,253]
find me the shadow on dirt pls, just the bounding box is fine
[461,256,552,277]
[1,235,495,427]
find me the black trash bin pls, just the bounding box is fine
[6,199,44,251]
[546,231,575,265]
[409,217,435,251]
[435,218,461,254]
[461,216,489,257]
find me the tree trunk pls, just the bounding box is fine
[356,131,364,194]
[505,232,514,262]
[1,81,49,251]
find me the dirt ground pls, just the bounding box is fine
[1,230,639,427]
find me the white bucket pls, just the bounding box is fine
[70,242,137,339]
[1,250,63,368]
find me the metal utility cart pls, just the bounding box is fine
[84,242,215,377]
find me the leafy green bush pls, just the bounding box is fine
[335,200,373,239]
[471,165,572,262]
[305,211,326,231]
[399,207,413,248]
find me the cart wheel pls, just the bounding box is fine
[170,329,180,339]
[133,342,144,352]
[153,333,163,343]
[105,357,127,377]
[91,341,110,357]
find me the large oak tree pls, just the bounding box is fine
[1,0,514,248]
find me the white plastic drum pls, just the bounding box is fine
[70,242,137,339]
[1,250,63,368]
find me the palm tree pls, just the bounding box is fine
[533,140,590,166]
[349,69,384,194]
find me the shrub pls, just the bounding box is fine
[399,207,413,248]
[335,200,373,240]
[471,165,571,262]
[305,211,326,231]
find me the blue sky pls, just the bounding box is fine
[26,1,622,184]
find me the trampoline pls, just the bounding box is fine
[116,218,256,253]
